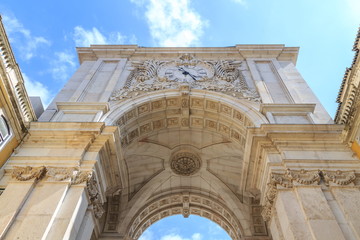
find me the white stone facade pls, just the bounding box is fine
[0,45,359,240]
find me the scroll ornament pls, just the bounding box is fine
[86,173,105,218]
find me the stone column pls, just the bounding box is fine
[0,167,43,238]
[263,169,346,240]
[0,167,104,240]
[324,170,360,239]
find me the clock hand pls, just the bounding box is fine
[187,72,197,81]
[178,67,197,80]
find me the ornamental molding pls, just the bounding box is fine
[170,151,201,176]
[110,54,260,102]
[261,169,358,221]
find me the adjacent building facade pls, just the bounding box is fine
[0,16,36,172]
[1,19,360,239]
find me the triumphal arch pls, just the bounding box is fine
[1,44,360,240]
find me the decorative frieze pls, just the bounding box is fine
[10,166,95,184]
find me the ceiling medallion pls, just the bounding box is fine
[170,151,201,176]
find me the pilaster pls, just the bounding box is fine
[0,122,121,239]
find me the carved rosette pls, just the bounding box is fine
[323,170,356,186]
[12,166,47,181]
[170,151,201,176]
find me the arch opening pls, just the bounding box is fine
[139,215,232,240]
[127,192,244,240]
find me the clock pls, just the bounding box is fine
[158,61,214,82]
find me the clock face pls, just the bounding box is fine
[158,62,214,82]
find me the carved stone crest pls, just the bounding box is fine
[110,55,260,102]
[170,151,201,176]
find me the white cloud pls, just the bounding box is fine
[49,51,77,82]
[139,232,203,240]
[73,26,136,47]
[231,0,246,5]
[23,73,52,107]
[2,15,51,60]
[139,229,154,240]
[345,0,360,22]
[131,0,207,47]
[191,233,202,240]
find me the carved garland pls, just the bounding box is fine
[12,166,47,181]
[261,169,357,221]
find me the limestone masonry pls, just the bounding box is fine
[1,17,360,239]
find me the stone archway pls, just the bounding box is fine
[100,89,270,239]
[128,192,243,239]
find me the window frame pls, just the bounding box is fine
[0,114,11,146]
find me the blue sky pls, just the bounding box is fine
[0,1,359,238]
[139,215,231,240]
[0,1,359,116]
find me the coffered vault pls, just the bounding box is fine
[1,42,360,240]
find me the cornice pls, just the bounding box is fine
[335,27,360,127]
[0,17,36,127]
[77,44,299,65]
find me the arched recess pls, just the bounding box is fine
[100,88,270,239]
[128,192,243,240]
[102,88,268,142]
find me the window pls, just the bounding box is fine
[0,115,10,146]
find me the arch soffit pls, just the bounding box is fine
[102,89,268,147]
